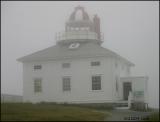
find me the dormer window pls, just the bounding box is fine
[34,65,42,70]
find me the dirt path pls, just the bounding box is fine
[103,109,153,121]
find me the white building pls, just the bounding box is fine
[17,6,148,106]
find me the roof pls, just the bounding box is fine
[17,42,134,66]
[120,76,149,79]
[69,6,89,21]
[1,93,23,97]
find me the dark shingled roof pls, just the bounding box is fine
[17,42,134,66]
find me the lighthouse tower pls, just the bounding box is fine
[56,6,103,46]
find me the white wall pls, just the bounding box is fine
[23,56,117,103]
[112,58,131,101]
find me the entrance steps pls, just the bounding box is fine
[115,106,129,109]
[114,101,129,109]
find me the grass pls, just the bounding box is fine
[40,102,114,110]
[1,103,108,121]
[148,112,159,121]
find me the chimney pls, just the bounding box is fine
[93,15,101,40]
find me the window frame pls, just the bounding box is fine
[34,78,42,93]
[62,76,71,92]
[91,75,102,91]
[34,65,42,70]
[91,61,100,66]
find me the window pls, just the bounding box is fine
[62,63,70,68]
[63,77,71,91]
[34,78,42,93]
[92,76,101,90]
[91,61,100,66]
[34,65,42,70]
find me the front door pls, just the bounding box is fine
[123,82,132,100]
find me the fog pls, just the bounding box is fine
[1,1,159,108]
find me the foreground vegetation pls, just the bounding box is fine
[1,103,108,121]
[148,112,159,121]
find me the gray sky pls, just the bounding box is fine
[1,1,159,108]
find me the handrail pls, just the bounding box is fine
[55,31,101,41]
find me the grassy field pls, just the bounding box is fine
[1,103,108,121]
[148,112,159,121]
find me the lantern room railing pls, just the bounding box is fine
[55,31,103,42]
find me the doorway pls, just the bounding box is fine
[123,82,132,100]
